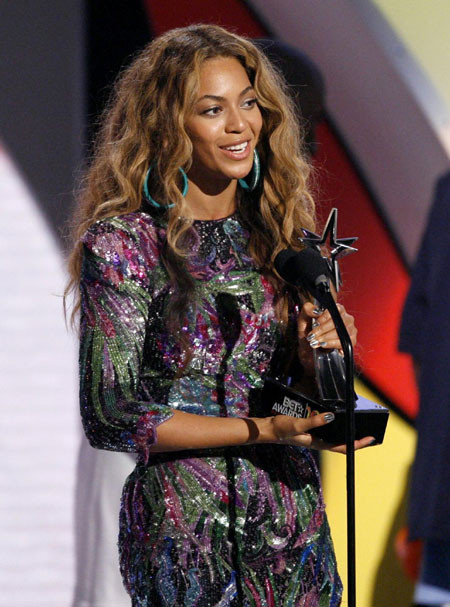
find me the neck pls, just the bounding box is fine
[185,176,238,220]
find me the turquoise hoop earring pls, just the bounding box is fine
[143,165,188,209]
[238,149,261,192]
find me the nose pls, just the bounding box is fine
[225,106,246,133]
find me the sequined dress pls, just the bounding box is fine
[79,211,342,607]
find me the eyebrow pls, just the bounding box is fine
[197,85,255,103]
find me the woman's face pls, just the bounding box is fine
[185,56,263,190]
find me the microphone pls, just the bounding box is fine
[275,246,346,401]
[274,247,332,304]
[263,244,389,442]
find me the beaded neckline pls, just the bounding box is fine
[192,212,238,225]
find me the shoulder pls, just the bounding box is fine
[82,211,162,251]
[81,212,164,286]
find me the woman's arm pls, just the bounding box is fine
[148,408,374,453]
[79,217,175,455]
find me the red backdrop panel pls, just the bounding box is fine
[314,122,418,418]
[143,0,266,37]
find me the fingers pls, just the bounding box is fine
[314,435,376,454]
[279,411,336,436]
[271,412,336,446]
[296,301,316,339]
[271,413,378,452]
[302,303,357,350]
[305,412,336,430]
[299,301,319,319]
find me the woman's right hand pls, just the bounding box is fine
[266,413,375,453]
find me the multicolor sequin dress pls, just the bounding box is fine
[79,210,342,607]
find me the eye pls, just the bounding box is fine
[242,98,258,109]
[202,106,222,116]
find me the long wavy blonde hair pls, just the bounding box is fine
[66,24,315,339]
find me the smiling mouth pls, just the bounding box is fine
[221,141,249,153]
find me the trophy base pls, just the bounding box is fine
[262,378,389,445]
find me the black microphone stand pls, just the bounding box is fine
[275,209,361,606]
[314,278,356,607]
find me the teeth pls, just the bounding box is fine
[224,141,248,152]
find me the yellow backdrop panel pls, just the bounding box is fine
[321,380,417,607]
[373,0,450,110]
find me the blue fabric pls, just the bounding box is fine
[414,539,450,605]
[420,540,450,591]
[399,171,450,541]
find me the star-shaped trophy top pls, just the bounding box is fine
[300,208,358,291]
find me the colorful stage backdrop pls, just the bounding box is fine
[1,1,449,606]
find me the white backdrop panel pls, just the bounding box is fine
[0,145,78,606]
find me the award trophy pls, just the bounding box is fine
[262,208,389,445]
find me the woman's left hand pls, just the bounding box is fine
[297,301,357,372]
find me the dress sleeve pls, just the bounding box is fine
[79,218,174,458]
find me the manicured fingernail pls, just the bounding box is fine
[309,339,319,348]
[319,341,327,348]
[306,333,316,342]
[312,319,319,328]
[324,413,335,423]
[313,307,323,315]
[369,439,378,446]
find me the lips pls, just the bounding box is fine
[220,140,251,160]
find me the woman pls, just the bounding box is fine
[67,24,372,607]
